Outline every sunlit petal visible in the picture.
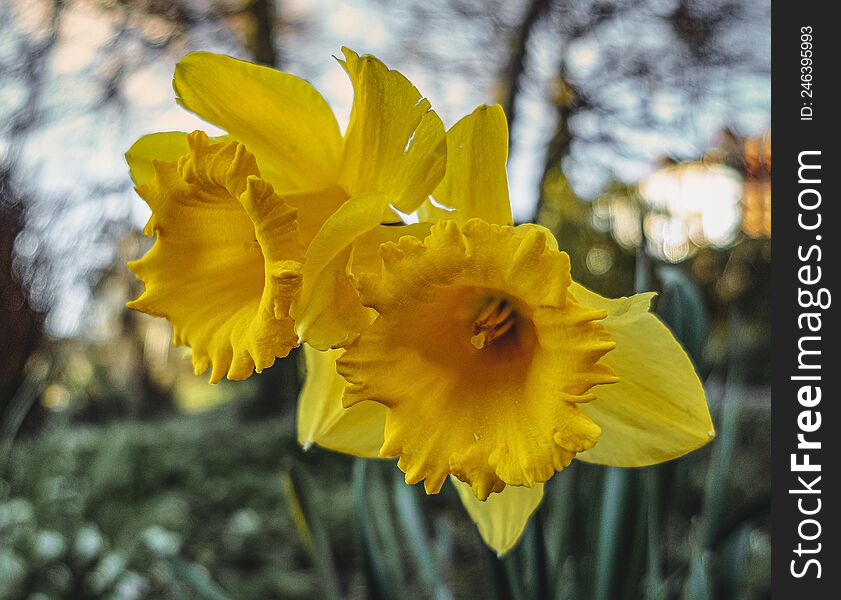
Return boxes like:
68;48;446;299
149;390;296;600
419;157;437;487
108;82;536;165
338;48;446;213
173;52;343;192
419;104;512;226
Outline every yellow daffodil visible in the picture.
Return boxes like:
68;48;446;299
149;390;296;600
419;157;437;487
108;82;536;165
298;104;714;555
122;44;714;558
126;49;446;381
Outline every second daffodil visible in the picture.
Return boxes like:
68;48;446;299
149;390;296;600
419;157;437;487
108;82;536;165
126;48;446;381
298;103;715;555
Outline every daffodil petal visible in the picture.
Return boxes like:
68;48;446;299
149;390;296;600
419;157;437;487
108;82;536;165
297;345;386;458
289;194;385;350
173;52;343;192
452;477;544;556
571;283;715;466
295;222;432;350
420;104;512;226
279;185;348;247
127;131;303;383
338;48;446;212
350;222;433;274
126;132;191;186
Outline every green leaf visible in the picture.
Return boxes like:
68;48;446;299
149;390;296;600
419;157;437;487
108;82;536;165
391;474;452;599
483;546;526;600
682;550;711;600
593;468;630;600
526;509;548;600
353;459;397;600
701;320;746;551
281;466;343;600
715;525;751;598
546;467;577;600
643;468;665;600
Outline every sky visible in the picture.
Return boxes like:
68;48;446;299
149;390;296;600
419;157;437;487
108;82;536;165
1;0;770;337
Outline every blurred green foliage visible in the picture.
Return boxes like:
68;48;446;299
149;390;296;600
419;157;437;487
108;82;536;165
1;413;352;599
1;399;770;599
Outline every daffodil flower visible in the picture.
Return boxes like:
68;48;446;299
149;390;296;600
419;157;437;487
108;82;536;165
123;46;714;558
298;104;715;555
126;49;446;381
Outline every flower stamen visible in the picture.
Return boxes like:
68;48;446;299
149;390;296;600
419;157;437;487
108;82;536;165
471;298;516;350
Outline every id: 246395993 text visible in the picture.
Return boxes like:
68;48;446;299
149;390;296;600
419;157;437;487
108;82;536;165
800;26;814;121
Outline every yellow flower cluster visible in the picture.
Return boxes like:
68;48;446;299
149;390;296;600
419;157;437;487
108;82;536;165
126;49;714;555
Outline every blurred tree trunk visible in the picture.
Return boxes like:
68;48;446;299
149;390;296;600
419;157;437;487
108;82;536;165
532;72;577;224
502;0;642;224
0;0;61;428
251;0;278;66
500;0;554;140
0;173;43;415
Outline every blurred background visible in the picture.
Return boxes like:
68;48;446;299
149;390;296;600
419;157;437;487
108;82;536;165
1;0;770;598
